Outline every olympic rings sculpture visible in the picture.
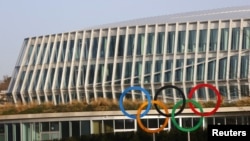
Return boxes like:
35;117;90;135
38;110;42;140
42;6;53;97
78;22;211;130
119;83;222;133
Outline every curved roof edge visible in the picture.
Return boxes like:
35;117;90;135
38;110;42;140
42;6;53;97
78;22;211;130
85;5;250;30
25;5;250;39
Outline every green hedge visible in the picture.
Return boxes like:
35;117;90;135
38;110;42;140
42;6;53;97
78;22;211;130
1;97;250;115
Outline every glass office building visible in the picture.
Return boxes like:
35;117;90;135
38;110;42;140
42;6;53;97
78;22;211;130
7;6;250;105
1;5;250;141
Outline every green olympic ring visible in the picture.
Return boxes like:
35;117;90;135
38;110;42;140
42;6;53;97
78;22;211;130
171;99;204;132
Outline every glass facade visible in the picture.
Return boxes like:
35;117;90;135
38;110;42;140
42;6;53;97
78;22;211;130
6;6;250;105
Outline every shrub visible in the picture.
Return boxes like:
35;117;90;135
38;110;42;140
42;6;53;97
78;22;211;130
0;97;250;115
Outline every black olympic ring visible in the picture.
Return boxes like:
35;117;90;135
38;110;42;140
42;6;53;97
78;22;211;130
153;85;186;117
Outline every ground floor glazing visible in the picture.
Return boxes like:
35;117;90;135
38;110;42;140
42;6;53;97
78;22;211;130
0;114;250;141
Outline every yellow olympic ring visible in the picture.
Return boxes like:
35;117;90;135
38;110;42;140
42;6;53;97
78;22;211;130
137;100;169;133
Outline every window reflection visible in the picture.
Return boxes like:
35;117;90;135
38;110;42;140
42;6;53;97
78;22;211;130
167;31;175;53
177;31;185;53
146;33;154;54
154;60;162;82
199;29;207;52
231;28;240;50
137;34;145;55
243;27;250;49
220;28;229;51
188;30;196;52
156;32;164;54
186;59;194;81
209;29;218;51
127;34;135;56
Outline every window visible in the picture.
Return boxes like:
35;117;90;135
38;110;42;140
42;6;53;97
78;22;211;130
165;60;173;82
219;86;227;98
46;43;53;64
72;121;80;137
104;120;114;133
199;29;207;52
241;85;250;97
115;120;124;129
231;28;240;50
230;85;239;100
229;56;238;79
175;59;183;81
134;61;142;83
33;70;40;90
53;42;59;63
68;40;74;61
177;31;185;53
47;69;55;89
148;119;158;128
42;122;59;131
109;36;116;57
75;39;82;61
124;62;132;84
91;38;98;59
93;120;102;134
197;58;205;80
81;121;90;135
115;63;123;84
25;70;33;91
97;64;104;83
197;87;206;100
125;119;135;129
156;32;165;54
33;44;41;64
218;58;227;79
188;30;196;52
118;35;125;56
127;35;135;56
167;31;175;53
220;28;229;51
39;44;47;64
144;61;152;83
56;68;62;88
25;45;34;65
240;55;249;78
242;27;250;49
209;29;218;51
154;60;162;82
84;38;90;59
0;124;4;133
146;33;154;54
186;59;194;81
106;64;113;83
100;37;107;58
207;59;216;80
88;65;95;84
137;34;145;55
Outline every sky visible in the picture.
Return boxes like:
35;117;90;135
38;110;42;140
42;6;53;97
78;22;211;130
0;0;250;81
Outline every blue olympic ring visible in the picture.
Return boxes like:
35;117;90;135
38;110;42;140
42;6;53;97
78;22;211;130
119;86;151;119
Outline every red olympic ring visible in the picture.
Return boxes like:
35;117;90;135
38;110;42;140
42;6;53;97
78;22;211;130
187;83;222;116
